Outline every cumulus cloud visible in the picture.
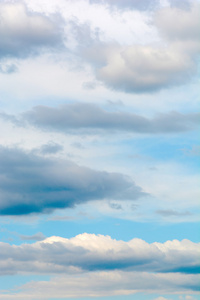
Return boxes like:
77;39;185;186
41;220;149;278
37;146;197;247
96;44;197;93
19;103;200;134
0;233;199;275
0;2;63;58
84;2;200;93
0;146;145;215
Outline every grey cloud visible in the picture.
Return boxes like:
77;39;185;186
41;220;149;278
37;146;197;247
82;81;98;90
109;202;122;210
82;2;200;93
156;210;193;217
0;146;145;216
0;62;18;74
89;0;159;11
155;2;200;42
21;103;200;134
95;44;198;93
168;0;192;10
183;145;200;157
0;2;63;59
20;232;46;241
0;234;199;275
39;142;64;155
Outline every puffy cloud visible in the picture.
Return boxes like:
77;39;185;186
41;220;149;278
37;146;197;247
19;103;200;134
0;146;145;215
0;2;63;58
0;233;199;275
0;234;199;298
84;2;200;93
96;44;197;93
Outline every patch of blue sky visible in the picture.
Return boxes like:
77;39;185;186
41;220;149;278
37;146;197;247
0;275;50;290
1;216;199;245
118;133;200;170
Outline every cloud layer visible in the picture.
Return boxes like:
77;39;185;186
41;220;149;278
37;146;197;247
0;233;199;275
2;103;200;134
0;146;145;215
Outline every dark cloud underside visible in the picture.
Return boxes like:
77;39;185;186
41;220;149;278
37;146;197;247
0;146;145;215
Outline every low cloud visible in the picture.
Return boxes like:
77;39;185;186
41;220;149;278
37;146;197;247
20;103;200;134
83;2;200;93
20;232;46;241
0;233;199;276
0;2;63;59
0;271;199;299
156;210;193;217
38;142;64;155
0;146;145;216
89;0;159;11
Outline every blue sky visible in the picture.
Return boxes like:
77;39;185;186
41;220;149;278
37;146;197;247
0;0;199;299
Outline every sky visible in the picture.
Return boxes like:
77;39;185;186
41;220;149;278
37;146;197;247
0;0;199;299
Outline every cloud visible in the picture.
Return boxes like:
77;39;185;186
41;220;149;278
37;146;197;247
0;146;145;215
0;271;199;299
0;233;199;275
183;145;200;157
0;2;63;59
20;103;200;134
155;2;200;42
96;44;197;93
0;62;18;74
89;0;159;11
156;210;193;217
83;2;200;93
20;232;46;241
38;142;64;155
109;202;122;210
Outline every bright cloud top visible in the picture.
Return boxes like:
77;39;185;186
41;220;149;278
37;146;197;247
0;233;199;275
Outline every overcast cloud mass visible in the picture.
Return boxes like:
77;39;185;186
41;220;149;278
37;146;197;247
0;0;199;299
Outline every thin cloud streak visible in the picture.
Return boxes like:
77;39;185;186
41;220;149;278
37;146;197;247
1;103;199;134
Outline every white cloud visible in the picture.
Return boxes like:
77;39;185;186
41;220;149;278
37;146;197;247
0;146;145;215
0;233;199;275
84;2;200;93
